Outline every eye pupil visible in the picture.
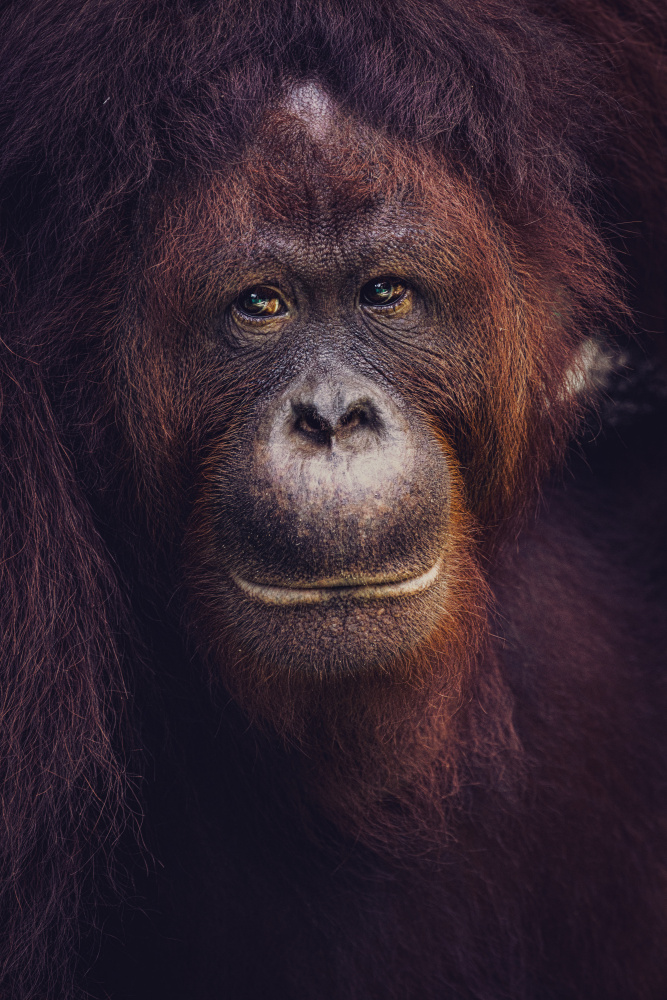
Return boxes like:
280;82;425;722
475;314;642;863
361;278;406;306
237;286;285;316
372;281;391;301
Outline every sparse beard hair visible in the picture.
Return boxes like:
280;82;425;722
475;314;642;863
196;552;524;855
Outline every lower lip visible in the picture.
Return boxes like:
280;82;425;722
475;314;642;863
230;558;443;606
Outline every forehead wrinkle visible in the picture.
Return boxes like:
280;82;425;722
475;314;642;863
153;144;471;301
237;216;426;287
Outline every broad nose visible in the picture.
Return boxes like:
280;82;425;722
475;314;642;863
287;378;385;451
257;367;416;541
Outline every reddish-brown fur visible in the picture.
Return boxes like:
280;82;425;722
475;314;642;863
0;2;665;998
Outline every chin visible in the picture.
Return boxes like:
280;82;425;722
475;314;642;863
215;558;450;674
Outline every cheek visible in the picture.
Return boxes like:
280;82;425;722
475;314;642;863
112;333;244;532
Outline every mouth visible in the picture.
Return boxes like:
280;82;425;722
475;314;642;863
231;558;443;606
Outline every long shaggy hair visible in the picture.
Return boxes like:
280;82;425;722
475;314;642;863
0;1;666;997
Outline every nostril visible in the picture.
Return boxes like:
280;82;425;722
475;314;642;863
337;400;380;437
291;403;333;446
339;405;369;432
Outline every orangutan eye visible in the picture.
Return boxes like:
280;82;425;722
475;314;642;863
360;278;407;307
235;286;287;318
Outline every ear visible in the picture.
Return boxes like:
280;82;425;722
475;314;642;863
561;337;615;400
0;345;133;998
